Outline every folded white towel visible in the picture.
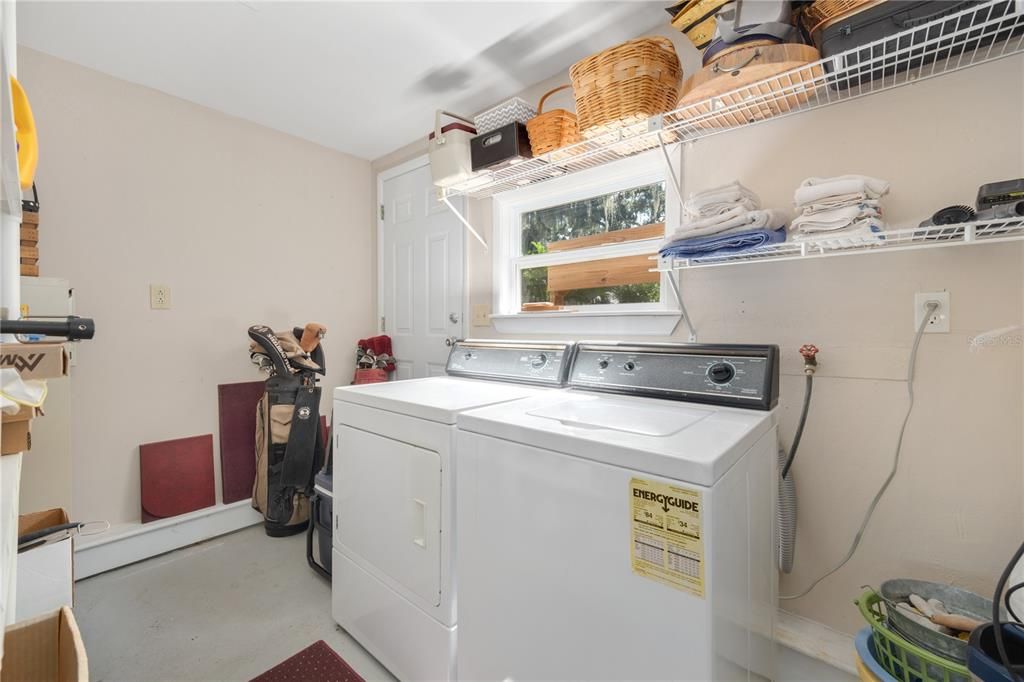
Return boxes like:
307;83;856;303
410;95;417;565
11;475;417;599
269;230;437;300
799;196;880;215
790;204;881;233
794;175;890;207
664;208;785;243
792;218;885;245
685;196;760;221
684;181;761;217
688;181;759;205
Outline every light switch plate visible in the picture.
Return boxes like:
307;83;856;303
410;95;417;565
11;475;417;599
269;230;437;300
472;304;491;327
150;284;171;310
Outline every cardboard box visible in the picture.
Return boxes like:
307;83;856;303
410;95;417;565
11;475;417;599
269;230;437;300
2;606;88;681
16;509;74;622
1;407;36;456
0;343;69;380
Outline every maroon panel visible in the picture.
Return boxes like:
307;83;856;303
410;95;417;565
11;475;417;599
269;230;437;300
217;381;266;504
140;434;215;523
250;640;364;682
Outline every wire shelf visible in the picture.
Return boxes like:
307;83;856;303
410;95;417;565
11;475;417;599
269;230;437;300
444;0;1024;200
653;219;1024;271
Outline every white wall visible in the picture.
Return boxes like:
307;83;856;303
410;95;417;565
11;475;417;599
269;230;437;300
18;47;375;528
374;43;1024;636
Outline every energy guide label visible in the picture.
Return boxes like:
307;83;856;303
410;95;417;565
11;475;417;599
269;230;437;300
629;477;704;597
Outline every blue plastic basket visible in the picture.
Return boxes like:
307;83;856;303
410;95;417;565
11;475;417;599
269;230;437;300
857;628;900;682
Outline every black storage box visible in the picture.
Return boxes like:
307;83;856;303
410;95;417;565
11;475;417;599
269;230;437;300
822;1;1024;90
471;121;533;172
307;469;332;578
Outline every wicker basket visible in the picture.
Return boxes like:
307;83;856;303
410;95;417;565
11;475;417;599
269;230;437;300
569;37;683;143
525;85;581;158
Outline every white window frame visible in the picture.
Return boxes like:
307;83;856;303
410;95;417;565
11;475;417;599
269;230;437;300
491;151;681;335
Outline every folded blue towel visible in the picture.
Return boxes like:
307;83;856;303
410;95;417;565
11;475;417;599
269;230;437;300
659;228;787;260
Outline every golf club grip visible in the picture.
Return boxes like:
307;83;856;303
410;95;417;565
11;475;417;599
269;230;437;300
0;317;95;340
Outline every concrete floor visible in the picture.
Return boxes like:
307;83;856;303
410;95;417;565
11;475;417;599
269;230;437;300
76;526;394;682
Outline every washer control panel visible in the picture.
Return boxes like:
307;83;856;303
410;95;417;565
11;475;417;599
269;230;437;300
446;340;574;386
569;343;779;410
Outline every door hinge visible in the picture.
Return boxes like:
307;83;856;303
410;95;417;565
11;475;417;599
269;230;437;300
379;204;385;220
380;316;386;332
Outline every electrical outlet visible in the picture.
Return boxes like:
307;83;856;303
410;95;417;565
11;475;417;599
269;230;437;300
472;303;491;327
150;284;171;310
914;291;950;333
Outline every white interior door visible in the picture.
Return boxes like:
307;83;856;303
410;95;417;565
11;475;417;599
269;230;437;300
380;160;464;379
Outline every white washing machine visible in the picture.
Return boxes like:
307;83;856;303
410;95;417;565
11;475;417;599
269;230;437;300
331;340;575;682
455;342;780;681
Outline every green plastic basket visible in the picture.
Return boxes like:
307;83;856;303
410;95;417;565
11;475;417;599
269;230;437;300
856;589;971;682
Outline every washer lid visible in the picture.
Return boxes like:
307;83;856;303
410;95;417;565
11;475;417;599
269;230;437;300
458;390;774;486
334;376;551;425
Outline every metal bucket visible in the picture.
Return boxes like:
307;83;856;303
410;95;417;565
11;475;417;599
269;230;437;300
880;579;994;664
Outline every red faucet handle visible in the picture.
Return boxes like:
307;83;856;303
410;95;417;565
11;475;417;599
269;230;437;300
799;344;819;364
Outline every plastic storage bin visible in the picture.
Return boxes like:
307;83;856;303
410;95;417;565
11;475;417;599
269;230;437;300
967;623;1024;681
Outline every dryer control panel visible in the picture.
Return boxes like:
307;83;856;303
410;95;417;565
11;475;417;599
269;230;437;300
569;342;779;410
446;340;575;386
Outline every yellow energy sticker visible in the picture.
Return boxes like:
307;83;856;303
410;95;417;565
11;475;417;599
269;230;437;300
630;477;704;597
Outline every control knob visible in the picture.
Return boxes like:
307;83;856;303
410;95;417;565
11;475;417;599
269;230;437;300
707;362;735;385
623;361;636;371
530;353;548;369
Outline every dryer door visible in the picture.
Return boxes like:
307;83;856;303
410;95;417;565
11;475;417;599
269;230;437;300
336;425;442;606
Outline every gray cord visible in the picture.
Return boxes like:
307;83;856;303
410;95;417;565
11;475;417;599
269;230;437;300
781;374;813;479
780;302;938;601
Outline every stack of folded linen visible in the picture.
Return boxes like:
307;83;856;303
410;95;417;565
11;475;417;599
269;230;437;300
790;175;890;245
659;181;787;259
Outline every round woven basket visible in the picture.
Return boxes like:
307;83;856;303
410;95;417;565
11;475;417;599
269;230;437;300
569;36;683;140
525;85;581;156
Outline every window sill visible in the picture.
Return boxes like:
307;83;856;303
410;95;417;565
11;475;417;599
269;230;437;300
490;310;682;336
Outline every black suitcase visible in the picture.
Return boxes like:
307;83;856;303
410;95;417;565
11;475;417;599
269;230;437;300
821;1;1023;90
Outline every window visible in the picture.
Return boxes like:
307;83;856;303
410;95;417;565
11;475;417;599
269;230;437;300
492;153;678;331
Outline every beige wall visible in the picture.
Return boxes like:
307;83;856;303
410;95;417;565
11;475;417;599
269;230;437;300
374;44;1024;634
19;48;374;528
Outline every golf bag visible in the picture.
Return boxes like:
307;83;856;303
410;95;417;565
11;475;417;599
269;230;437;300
248;323;327;537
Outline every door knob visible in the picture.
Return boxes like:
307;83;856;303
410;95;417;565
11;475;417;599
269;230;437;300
445;336;457;347
449;312;460;324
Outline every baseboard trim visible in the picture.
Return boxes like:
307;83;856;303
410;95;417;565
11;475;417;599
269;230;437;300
74;501;263;579
776;608;858;677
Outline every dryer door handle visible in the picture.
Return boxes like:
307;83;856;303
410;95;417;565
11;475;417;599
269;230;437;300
413;498;426;548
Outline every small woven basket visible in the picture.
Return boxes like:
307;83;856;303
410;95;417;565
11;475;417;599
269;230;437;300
525;85;581;157
569;37;683;142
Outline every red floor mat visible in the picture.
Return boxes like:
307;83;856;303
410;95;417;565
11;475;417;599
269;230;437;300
140;434;215;523
217;381;266;503
250;640;364;682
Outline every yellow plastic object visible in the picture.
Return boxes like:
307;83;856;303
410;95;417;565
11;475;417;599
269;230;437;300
11;76;38;190
857;655;883;681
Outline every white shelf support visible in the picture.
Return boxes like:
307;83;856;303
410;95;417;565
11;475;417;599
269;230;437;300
657;129;685;220
441;193;488;250
666;272;697;343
